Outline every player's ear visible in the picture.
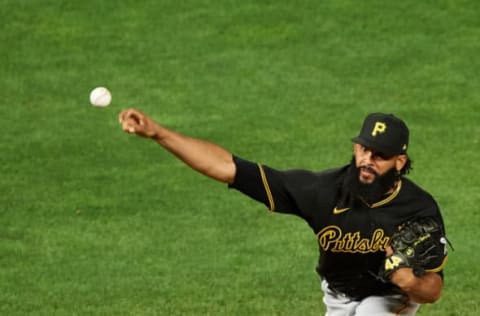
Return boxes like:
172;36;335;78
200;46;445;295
395;155;407;172
353;143;360;154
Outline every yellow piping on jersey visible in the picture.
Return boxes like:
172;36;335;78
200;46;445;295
425;256;448;273
258;163;275;211
370;180;402;208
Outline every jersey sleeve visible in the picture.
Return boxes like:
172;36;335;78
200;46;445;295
400;188;450;276
228;156;272;209
423;215;450;275
229;155;332;217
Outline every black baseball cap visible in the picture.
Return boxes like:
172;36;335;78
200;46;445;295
351;113;409;155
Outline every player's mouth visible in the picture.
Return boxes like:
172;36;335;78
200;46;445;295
359;166;377;175
358;166;377;182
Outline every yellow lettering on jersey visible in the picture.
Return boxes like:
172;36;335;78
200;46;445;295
343;232;358;250
317;226;390;254
317;226;341;251
370;229;388;252
372;122;387;136
356;239;370;252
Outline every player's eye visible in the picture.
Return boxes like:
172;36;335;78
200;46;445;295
358;145;394;160
372;152;394;160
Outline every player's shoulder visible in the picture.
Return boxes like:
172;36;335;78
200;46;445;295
266;164;348;195
399;177;439;209
401;177;435;198
282;164;348;183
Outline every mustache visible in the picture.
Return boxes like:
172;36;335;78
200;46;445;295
358;165;378;176
343;157;400;206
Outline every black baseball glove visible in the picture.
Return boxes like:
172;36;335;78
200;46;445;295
379;217;448;282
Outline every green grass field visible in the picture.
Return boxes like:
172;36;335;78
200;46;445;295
2;1;479;315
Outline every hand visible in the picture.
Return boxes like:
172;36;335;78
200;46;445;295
118;108;159;138
383;245;416;284
379;218;445;283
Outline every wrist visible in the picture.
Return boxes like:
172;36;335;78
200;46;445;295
150;125;166;141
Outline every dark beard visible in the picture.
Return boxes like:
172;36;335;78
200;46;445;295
344;157;399;206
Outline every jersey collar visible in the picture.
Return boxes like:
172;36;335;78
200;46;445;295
363;179;402;208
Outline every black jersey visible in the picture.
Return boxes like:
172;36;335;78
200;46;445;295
230;156;448;300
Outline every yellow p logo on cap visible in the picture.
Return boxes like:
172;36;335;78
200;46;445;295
372;122;387;136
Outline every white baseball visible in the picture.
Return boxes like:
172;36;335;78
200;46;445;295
89;87;112;107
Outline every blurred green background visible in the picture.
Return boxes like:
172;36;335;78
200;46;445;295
1;1;479;315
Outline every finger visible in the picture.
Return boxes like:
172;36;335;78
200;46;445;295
128;110;144;125
133;110;148;126
122;118;137;133
119;109;133;123
121;120;130;132
385;246;394;256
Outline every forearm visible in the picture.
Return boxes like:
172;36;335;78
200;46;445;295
151;124;236;184
390;269;443;304
119;108;237;184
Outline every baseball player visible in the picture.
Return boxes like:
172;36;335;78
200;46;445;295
119;110;449;316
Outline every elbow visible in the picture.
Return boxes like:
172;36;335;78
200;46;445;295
422;274;444;304
427;287;442;303
392;270;444;304
411;286;442;304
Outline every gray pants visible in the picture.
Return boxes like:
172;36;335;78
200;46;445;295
321;280;420;316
